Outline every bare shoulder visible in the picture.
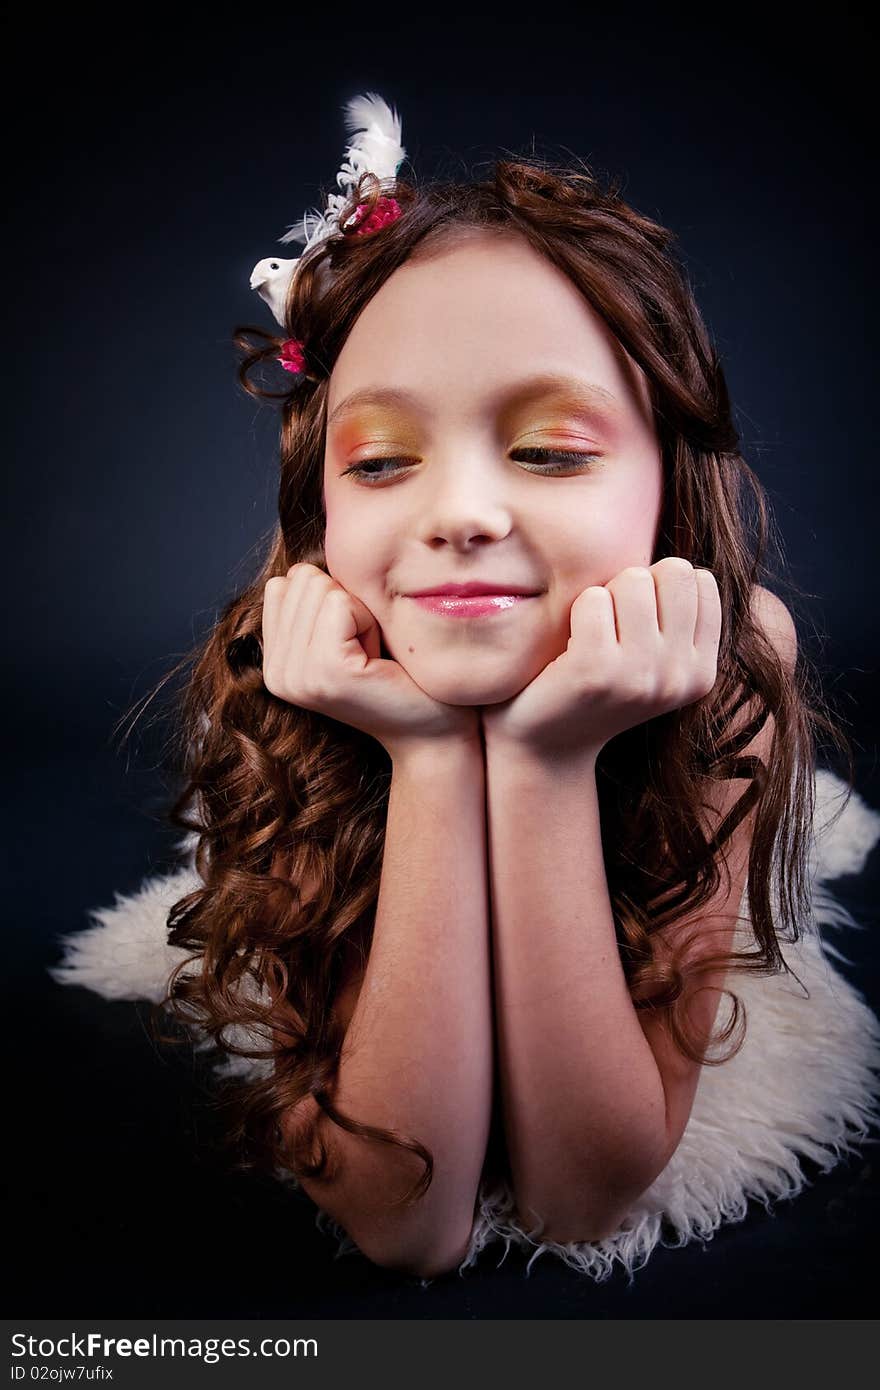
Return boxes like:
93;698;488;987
749;584;798;674
713;584;798;761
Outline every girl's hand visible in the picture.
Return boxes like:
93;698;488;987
261;563;481;759
480;558;722;762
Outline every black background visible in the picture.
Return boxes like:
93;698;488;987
5;3;878;1317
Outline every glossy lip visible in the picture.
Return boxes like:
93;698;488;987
408;593;537;618
405;581;541;597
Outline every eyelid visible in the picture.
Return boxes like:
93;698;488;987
339;446;603;483
334;404;607;439
520;429;603;445
338;426;603;462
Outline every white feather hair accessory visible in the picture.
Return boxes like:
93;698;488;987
249;91;407;329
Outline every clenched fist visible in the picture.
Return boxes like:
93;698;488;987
480;557;722;762
261;563;480;760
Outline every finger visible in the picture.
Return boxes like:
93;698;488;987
263;568;316;651
569;585;617;655
693;568;723;653
264;565;312;649
344;590;383;662
652;558;699;645
306;573;337;653
314;587;380;665
607;566;658;645
261;576;285;653
282;566;332;654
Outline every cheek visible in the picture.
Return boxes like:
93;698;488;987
556;480;662;584
604;495;660;563
323;502;389;594
321;502;355;582
322;486;360;557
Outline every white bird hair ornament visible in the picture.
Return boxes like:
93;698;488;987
249;91;408;330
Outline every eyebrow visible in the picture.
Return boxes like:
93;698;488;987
326;372;619;428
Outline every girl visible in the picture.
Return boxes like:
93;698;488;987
51;94;880;1286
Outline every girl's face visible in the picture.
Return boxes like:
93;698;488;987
322;230;664;707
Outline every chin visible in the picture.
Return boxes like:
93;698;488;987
398;659;536;708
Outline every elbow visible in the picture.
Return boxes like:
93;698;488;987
359;1221;473;1280
513;1160;658;1247
562;1206;636;1244
519;1201;638;1247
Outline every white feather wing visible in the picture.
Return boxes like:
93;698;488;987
279;90;406;249
339;91;405;183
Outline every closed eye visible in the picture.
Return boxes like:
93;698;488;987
513;447;602;470
340;448;602;483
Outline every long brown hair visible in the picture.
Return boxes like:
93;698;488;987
125;156;853;1206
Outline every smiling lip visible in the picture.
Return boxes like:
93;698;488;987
406;582;541;597
403;581;542;618
408;593;538;618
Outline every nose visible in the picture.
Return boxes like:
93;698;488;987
415;454;514;549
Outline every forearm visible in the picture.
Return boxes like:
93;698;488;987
485;742;666;1243
312;738;492;1275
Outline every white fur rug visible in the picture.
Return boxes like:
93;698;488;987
49;766;880;1284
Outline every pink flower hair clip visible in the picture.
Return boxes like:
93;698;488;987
276;338;307;374
346;194;402;236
